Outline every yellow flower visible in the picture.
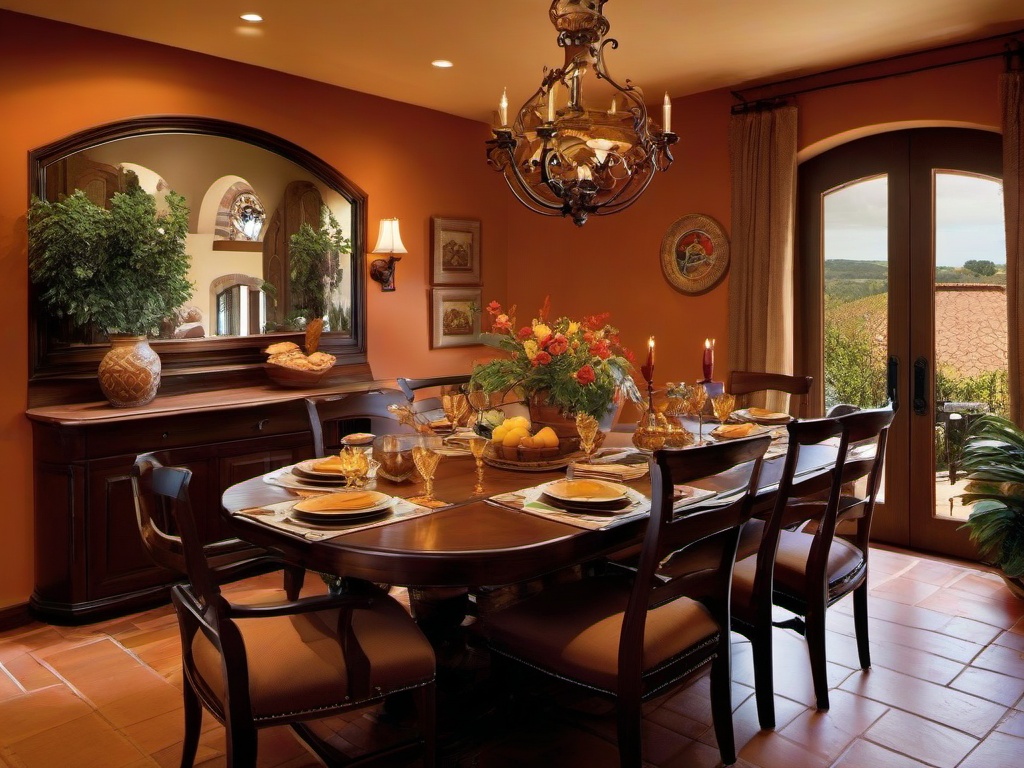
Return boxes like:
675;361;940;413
523;339;539;360
533;323;552;340
567;321;580;335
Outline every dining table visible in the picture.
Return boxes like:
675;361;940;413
220;428;837;592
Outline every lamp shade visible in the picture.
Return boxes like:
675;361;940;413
371;218;408;254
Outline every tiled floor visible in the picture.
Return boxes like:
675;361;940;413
1;546;1023;767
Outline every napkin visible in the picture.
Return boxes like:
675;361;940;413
569;462;648;481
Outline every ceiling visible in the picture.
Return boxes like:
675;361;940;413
4;0;1024;122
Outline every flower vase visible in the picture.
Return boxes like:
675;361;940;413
98;334;161;407
527;391;579;438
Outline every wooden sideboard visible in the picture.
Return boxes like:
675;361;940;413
26;381;395;623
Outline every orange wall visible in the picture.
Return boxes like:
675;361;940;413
0;11;508;611
0;9;1008;611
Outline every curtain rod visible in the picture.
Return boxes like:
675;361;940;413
731;30;1024;113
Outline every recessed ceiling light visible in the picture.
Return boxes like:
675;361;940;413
431;59;454;69
240;13;263;23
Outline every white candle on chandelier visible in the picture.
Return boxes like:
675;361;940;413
499;88;508;127
663;92;672;133
609;97;617;115
576;165;593;181
547;82;557;123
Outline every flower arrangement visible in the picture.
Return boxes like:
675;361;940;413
470;297;641;419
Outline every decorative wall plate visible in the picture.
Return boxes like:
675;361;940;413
660;214;730;295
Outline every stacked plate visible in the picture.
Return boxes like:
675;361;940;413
710;423;771;440
290;458;353;486
539;479;633;514
732;407;793;425
290;490;395;526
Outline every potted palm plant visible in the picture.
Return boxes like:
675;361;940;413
959;413;1024;599
288;205;351;330
28;174;193;407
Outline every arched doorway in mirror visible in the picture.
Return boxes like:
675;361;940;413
211;274;265;337
798;127;1005;559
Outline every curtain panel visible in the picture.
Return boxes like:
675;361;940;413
1002;70;1024;426
727;106;799;412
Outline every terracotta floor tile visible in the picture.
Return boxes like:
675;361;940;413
957;731;1024;768
0;686;93;744
863;708;978;768
776;689;888;762
951;665;1024;706
996;708;1024;737
663;738;733;768
828;611;983;664
736;730;832;768
916;588;1024;630
7;712;146;768
98;679;185;728
899;559;965;587
838;665;1006;738
970;642;1024;680
697;688;808;754
939;615;1004;646
2;653;61;692
994;629;1024;652
825;625;966;685
870;576;943;605
0;626;64;663
831;738;936;768
120;708;187;754
0;668;23;701
947;571;1010;599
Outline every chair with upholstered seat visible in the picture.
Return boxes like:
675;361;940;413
304;388;414;457
134;458;437;768
482;435;772;767
731;406;893;728
728;370;813;416
132;452;307;600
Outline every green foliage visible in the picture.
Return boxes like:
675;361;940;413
328;303;351;334
825;278;888;302
823;259;888;280
959;415;1024;578
823;296;887;410
935;366;1009;417
289;206;351;321
963;259;997;276
29;181;193;336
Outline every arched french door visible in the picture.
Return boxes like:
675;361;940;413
798;128;1005;559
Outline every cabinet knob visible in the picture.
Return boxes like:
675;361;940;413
161;432;169;439
256;419;270;432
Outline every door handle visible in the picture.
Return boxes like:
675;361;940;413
887;356;899;411
913;356;928;415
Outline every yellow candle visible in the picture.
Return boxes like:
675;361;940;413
663;92;672;133
499;88;508;127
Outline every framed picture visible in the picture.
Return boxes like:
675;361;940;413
431;287;483;348
660;213;730;295
431;217;481;285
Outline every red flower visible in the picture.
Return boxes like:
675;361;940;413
517;326;533;340
547;334;569;355
532;351;552;366
492;314;512;332
582;312;610;331
575;365;596;386
486;300;502;316
590;339;612;360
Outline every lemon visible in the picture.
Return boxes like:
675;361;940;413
534;426;559;448
502;427;531;447
491;423;510;442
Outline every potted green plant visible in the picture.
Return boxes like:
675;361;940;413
288;205;351;329
959;413;1024;599
28;175;193;407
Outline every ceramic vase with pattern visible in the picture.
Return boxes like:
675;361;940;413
98;335;161;407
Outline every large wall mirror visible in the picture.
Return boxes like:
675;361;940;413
29;117;368;401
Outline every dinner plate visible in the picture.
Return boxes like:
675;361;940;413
541;478;630;503
293;458;358;480
289;470;349;486
538;493;633;514
709;423;772;440
341;432;376;446
732;408;792;425
289;506;392;527
293;490;394;516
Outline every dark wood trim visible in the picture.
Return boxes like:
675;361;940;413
28;116;369;404
0;602;32;631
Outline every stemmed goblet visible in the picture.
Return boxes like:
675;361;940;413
684;384;709;444
412;444;442;503
712;393;736;424
468;436;488;495
440;386;469;432
575;412;600;464
467;386;490;432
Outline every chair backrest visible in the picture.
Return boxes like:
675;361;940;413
396;374;471;401
728;371;813;415
834;405;895;535
132;452;189;575
621;436;771;684
305;389;413;457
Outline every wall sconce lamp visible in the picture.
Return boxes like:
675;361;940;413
369;217;407;292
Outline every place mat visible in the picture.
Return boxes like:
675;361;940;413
489;483;717;531
234;497;434;540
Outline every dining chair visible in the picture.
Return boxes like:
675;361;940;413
304;388;414;457
482;435;772;767
131;452;306;600
138;459;437;768
727;370;813;416
396;374;471;401
731;406;894;728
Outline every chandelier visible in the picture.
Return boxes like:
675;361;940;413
486;0;677;226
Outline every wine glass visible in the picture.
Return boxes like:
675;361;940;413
440;386;470;431
412;444;442;502
684;385;709;444
575;412;600;463
468;436;488;495
467;386;491;432
712;393;736;423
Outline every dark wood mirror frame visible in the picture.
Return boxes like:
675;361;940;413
28;116;369;406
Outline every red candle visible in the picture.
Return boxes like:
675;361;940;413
641;336;655;383
702;338;714;382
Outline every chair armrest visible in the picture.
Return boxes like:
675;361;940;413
227;592;374;619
